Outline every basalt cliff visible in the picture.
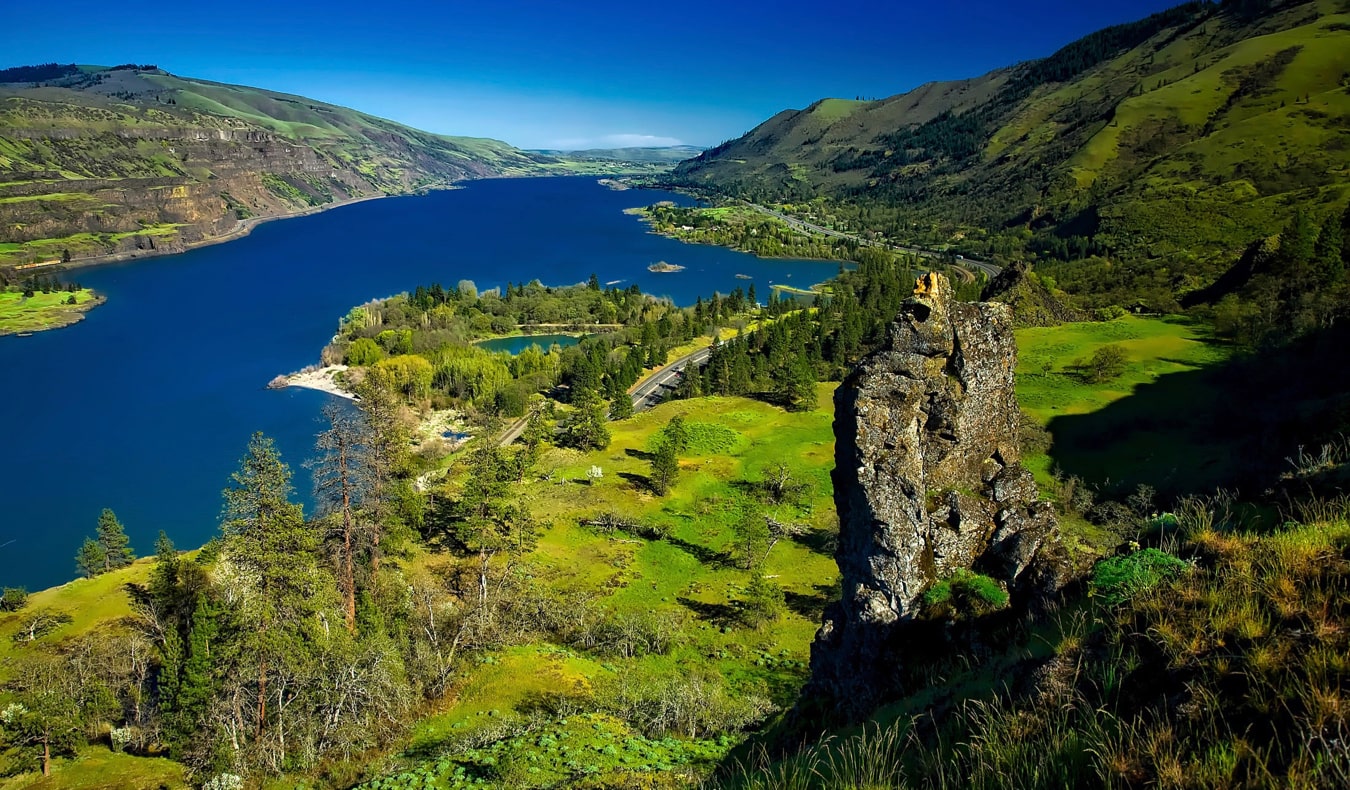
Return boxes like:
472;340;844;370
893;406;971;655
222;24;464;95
811;272;1069;712
0;64;556;270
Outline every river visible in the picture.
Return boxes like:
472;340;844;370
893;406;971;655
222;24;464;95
0;176;837;590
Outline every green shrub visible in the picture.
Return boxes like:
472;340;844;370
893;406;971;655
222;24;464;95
0;587;27;611
922;569;1009;618
1089;547;1189;606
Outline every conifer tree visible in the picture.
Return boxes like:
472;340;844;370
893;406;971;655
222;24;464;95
96;508;135;571
75;538;105;579
650;438;679;496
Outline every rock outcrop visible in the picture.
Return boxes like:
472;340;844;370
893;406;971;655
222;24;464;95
810;272;1068;712
980;261;1088;327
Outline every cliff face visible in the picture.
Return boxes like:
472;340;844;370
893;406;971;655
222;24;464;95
811;272;1067;711
0;67;556;268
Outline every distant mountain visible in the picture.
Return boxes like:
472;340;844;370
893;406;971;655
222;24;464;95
671;0;1350;299
530;145;704;164
0;65;557;266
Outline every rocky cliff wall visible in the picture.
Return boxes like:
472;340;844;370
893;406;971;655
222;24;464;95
810;272;1069;713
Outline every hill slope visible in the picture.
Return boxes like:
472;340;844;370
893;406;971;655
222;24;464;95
671;0;1350;298
0;64;556;267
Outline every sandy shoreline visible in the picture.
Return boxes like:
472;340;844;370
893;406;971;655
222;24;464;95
270;365;355;400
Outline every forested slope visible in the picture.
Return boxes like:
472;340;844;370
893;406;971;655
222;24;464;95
671;0;1350;304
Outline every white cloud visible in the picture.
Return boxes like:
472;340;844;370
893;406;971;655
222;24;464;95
546;133;684;150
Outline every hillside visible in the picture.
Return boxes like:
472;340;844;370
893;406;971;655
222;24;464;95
0;64;557;267
529;145;705;164
670;0;1350;302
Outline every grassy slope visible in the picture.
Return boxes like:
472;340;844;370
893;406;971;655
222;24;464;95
0;288;101;334
672;1;1350;283
1;315;1253;786
362;388;841;787
1014;315;1235;494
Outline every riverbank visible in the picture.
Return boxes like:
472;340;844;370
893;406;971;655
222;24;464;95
0;288;105;337
57;191;412;273
268;364;356;400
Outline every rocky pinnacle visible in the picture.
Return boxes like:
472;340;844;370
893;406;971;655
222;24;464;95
810;272;1067;712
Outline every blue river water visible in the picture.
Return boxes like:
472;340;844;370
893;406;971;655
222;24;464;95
0;176;838;589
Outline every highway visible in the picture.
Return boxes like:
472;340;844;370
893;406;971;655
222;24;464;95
497;346;713;446
741;202;1002;280
630;347;711;412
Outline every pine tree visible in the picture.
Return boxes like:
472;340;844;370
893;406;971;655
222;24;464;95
96;508;134;571
149;531;180;613
170;594;220;748
220;432;318;746
650;438;679;496
310;403;373;634
75;538;105;578
607;379;633;420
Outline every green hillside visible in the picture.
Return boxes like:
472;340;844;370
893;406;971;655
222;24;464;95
0;64;557;267
671;0;1350;304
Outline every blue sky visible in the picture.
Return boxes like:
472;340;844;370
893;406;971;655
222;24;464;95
2;0;1183;149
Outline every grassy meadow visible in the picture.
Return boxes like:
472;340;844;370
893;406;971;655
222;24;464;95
1015;315;1235;497
0;312;1262;787
0;288;102;335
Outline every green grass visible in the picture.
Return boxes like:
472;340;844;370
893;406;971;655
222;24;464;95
1;747;188;790
0;558;154;682
0;289;102;335
810;99;865;122
363;387;840;787
1015;315;1235;495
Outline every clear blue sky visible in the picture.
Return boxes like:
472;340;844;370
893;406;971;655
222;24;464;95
2;0;1184;149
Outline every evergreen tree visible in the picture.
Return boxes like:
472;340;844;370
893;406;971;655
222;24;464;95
607;379;633;420
219;432;320;747
148;531;180;612
168;594;220;750
96;508;134;571
75;538;105;578
310;403;374;634
650;438;679;496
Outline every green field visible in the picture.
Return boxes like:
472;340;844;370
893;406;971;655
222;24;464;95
360;387;841;787
1015;315;1236;497
0;288;102;335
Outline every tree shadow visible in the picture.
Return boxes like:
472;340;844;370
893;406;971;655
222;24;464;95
676;596;742;628
625;448;656;462
665;535;737;569
789;528;836;557
617;471;659;494
1045;324;1350;499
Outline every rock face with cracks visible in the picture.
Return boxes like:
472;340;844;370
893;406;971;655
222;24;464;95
810;272;1067;712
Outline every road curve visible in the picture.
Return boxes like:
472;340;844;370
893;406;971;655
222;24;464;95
630;347;711;412
496;346;713;447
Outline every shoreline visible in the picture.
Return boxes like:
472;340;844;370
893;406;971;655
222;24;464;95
0;291;107;338
268;364;356;400
58;191;410;273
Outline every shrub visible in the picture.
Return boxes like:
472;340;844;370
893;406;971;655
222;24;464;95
0;587;28;611
1089;548;1189;606
922;569;1009;618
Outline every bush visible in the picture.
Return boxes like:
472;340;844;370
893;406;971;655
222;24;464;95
922;569;1009;618
0;587;28;611
1090;547;1189;606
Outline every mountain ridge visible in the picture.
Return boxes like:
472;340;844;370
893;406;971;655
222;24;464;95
0;64;558;268
669;0;1350;306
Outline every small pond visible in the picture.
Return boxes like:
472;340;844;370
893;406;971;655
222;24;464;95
475;333;583;355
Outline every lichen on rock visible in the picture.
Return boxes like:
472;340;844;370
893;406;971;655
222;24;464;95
810;272;1069;712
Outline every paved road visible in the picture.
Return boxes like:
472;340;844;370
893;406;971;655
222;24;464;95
742;202;1002;279
630;347;712;412
497;346;713;446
